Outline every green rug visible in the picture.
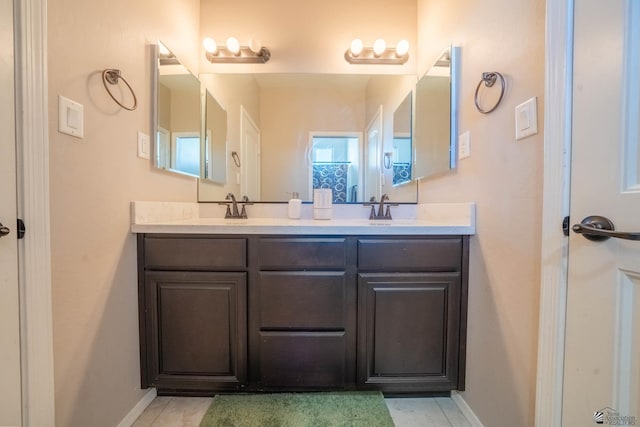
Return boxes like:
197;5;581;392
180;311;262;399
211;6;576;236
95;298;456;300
199;391;395;427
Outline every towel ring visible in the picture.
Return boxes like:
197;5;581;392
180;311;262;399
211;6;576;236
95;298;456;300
102;69;137;111
474;72;505;114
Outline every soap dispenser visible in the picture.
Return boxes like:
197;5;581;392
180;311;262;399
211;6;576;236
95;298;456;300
288;192;302;219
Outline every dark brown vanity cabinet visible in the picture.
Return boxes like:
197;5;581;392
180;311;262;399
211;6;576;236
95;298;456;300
138;236;248;393
137;233;468;395
356;238;468;392
251;238;357;389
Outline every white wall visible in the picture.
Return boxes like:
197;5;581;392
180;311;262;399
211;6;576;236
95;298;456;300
417;0;545;426
47;0;200;425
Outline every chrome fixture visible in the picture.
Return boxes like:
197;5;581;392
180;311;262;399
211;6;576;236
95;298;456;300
364;193;397;220
203;37;271;64
219;193;252;219
345;38;409;65
101;69;137;111
474;71;506;114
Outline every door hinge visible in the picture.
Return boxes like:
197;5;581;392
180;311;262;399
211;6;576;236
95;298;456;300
562;216;570;237
17;219;25;239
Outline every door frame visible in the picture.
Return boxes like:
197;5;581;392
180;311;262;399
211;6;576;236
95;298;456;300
536;0;573;425
14;0;56;425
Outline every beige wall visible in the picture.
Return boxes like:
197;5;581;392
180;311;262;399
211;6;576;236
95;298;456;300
47;0;200;425
417;0;544;426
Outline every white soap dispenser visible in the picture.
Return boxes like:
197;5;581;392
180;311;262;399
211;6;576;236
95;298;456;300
288;192;302;219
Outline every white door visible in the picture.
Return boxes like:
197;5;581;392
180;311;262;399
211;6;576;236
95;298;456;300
240;106;261;200
563;0;640;424
0;0;23;424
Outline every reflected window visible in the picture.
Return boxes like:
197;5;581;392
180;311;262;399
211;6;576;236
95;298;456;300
310;134;361;203
173;132;200;176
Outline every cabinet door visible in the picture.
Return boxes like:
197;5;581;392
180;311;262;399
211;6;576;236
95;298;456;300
144;271;247;391
358;273;461;392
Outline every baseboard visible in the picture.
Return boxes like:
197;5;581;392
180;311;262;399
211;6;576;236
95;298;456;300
116;388;157;427
451;391;485;427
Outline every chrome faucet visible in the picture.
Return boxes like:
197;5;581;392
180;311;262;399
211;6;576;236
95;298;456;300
364;193;397;220
226;193;240;217
218;193;250;219
377;193;389;218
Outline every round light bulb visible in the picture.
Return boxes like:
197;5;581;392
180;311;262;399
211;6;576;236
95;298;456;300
373;39;386;57
249;38;262;54
396;39;409;57
226;37;241;55
349;38;363;56
203;38;217;54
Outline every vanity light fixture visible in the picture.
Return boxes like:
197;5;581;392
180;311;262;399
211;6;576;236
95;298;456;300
203;37;271;63
345;38;409;65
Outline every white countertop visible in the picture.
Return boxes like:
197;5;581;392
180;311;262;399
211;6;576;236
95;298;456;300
130;202;476;236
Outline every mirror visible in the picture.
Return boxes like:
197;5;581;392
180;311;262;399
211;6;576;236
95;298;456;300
198;73;418;203
392;92;412;186
413;46;459;179
153;41;202;177
202;89;227;183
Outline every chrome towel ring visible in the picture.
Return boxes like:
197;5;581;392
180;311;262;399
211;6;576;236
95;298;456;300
474;71;505;114
102;69;137;111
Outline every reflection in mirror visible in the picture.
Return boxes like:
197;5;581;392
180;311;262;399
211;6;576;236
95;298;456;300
310;133;362;203
202;90;227;183
154;41;202;177
392;92;412;186
413;46;459;180
198;74;418;203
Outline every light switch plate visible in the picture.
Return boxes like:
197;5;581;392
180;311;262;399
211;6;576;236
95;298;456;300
137;131;150;159
458;131;471;159
58;95;84;138
515;97;538;140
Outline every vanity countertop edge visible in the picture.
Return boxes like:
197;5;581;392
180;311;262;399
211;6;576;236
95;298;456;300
130;201;476;236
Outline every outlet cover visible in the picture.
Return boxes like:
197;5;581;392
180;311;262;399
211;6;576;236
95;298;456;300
458;131;471;159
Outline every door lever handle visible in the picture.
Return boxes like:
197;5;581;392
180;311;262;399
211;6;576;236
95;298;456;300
0;222;10;238
572;215;640;241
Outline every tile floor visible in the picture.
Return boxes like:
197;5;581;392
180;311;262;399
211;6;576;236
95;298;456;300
132;395;472;427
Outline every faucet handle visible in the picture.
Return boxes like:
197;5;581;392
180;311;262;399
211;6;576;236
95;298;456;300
240;195;254;205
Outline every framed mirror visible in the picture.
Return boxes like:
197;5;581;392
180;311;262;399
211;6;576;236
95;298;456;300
198;73;417;203
153;41;202;177
413;46;460;180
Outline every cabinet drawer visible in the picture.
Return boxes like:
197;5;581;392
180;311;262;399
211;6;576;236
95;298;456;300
358;238;461;271
259;331;346;387
257;238;346;269
144;237;246;270
259;272;346;329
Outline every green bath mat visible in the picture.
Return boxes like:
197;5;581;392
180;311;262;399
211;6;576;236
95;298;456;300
199;391;395;427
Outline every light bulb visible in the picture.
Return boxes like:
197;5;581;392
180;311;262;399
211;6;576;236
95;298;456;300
226;37;241;55
396;39;409;57
249;38;262;54
349;39;363;56
373;39;386;57
203;38;217;54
